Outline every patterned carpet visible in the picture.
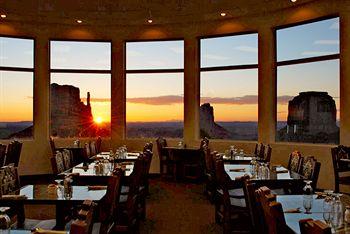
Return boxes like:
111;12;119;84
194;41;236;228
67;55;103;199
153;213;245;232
140;178;222;234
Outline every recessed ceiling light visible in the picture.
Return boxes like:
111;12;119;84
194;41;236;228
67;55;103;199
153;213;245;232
147;19;153;24
0;14;6;19
220;12;227;17
76;19;82;24
291;0;297;2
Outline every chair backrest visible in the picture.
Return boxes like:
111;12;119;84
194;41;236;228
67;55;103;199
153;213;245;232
49;137;56;155
258;143;265;159
143;142;153;152
51;151;65;174
263;145;272;162
5;140;22;167
243;180;268;234
156;137;167;159
98;168;123;233
299;156;321;189
62;149;73;170
90;141;97;157
203;145;213;174
0;144;7;167
299;219;331;234
70;200;96;234
254;143;259;155
255;186;287;234
84;143;91;159
0;165;20;196
288;151;303;173
331;145;350;192
143;149;153;175
96;136;102;154
200;137;209;149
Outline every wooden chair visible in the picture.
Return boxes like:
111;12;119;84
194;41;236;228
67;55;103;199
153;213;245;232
299;156;321;190
115;158;143;233
95;136;102;154
203;146;215;202
287;151;303;173
138;150;153;219
243;180;268;234
214;156;250;234
84;143;91;159
0;144;6;167
263;144;272;162
97;168;123;234
200;137;209;149
90;141;97;157
256;143;265;159
143;142;153;152
49;137;57;156
255;186;288;234
70;200;96;234
62;149;73;170
4;140;22;167
299;219;331;234
331;145;350;193
156;137;171;178
51;151;65;174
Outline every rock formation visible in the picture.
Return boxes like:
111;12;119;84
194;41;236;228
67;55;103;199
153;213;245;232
50;83;94;137
200;103;231;139
278;91;339;143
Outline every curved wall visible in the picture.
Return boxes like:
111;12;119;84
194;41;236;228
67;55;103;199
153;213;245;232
0;0;349;190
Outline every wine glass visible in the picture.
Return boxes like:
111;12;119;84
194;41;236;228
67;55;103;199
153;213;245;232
303;180;313;214
0;207;11;233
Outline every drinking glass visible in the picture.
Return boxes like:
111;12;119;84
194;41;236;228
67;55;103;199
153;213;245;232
303;181;313;214
323;195;333;226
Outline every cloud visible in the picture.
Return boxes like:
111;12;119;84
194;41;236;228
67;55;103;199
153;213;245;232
125;95;293;105
330;21;339;30
301;51;336;56
169;46;183;54
314;40;339;45
234;46;258;53
203;54;230;61
52;44;71;53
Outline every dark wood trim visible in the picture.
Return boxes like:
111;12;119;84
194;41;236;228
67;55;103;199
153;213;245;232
50;69;112;74
198;30;258;40
126;68;184;74
0;66;34;72
275;15;339;30
49;38;112;43
0;34;35;41
277;54;340;67
200;64;258;72
125;38;184;43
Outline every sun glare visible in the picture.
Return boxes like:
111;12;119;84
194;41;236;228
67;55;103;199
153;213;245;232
94;116;103;124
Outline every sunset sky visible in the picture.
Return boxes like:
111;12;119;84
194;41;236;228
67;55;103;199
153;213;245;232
0;17;339;123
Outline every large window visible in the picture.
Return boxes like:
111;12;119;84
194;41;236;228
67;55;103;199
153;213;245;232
0;37;34;139
126;40;184;138
276;17;340;144
50;41;111;138
200;33;258;140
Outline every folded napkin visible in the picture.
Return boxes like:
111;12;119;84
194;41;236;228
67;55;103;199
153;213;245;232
88;185;107;190
100;152;110;155
32;228;67;234
315;192;327;199
0;194;27;200
229;168;246;172
284;208;301;213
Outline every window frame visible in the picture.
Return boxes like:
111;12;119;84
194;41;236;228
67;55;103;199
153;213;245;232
125;38;185;139
274;15;340;144
0;35;35;140
198;31;259;141
49;39;112;138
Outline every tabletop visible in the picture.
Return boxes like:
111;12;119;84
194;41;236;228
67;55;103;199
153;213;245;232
277;194;350;234
224;164;302;181
92;152;140;162
18;184;107;203
62;162;134;177
163;146;200;151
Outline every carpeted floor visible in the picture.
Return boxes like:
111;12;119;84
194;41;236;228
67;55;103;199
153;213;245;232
140;178;222;234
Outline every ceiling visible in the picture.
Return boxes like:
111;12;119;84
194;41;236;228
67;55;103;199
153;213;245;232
0;0;317;26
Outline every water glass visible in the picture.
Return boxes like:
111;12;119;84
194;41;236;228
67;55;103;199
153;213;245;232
0;207;11;234
323;196;332;225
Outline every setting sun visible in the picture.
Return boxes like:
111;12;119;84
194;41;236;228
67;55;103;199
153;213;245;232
94;116;103;124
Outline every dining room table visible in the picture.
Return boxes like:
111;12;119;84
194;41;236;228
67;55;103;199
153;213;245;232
222;154;254;164
277;194;350;233
0;184;107;230
58;161;134;185
90;151;140;163
224;164;305;192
